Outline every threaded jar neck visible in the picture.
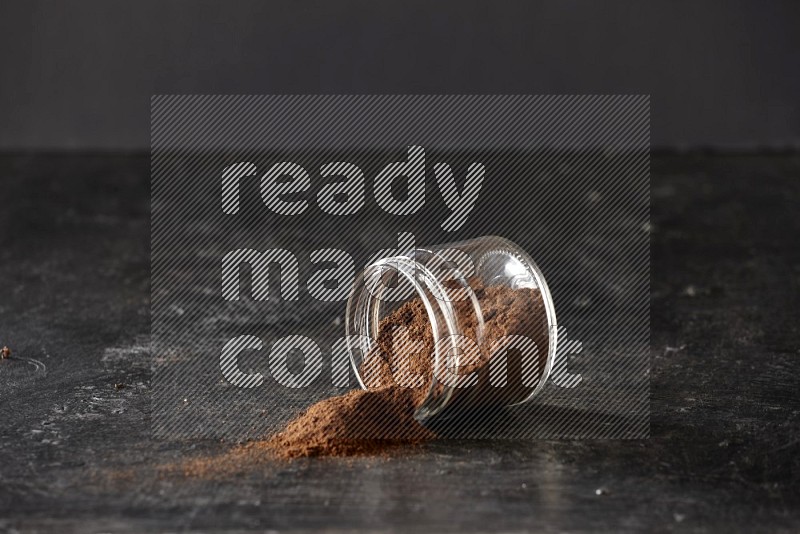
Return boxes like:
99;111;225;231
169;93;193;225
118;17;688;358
346;254;469;419
346;236;559;420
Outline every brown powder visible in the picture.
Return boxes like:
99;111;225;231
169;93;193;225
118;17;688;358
263;281;548;459
156;283;548;476
265;386;435;459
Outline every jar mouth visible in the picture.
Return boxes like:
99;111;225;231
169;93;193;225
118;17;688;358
346;237;559;420
345;255;466;420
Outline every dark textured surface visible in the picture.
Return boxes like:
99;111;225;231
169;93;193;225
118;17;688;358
0;153;799;532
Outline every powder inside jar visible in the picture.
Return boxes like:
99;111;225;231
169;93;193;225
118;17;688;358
266;281;548;459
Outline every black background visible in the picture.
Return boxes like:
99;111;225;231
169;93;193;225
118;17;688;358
1;0;799;150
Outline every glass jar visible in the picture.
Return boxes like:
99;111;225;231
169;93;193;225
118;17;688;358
346;235;558;420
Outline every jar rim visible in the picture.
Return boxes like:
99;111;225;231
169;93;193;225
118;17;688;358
345;236;559;419
345;254;463;419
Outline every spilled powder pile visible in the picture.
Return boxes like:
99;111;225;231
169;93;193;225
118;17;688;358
265;281;547;459
265;386;435;458
158;282;548;477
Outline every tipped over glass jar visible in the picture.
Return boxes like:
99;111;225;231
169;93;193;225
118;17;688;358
346;236;558;420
